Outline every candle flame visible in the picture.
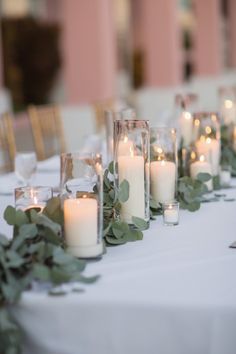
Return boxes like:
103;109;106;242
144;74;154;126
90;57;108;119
225;99;233;109
194;119;200;126
191;151;196;160
200;155;205;162
184;111;192;120
168;205;173;210
206;137;211;144
161;160;166;166
82;194;87;199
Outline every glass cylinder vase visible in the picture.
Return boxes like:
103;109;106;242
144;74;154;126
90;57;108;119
114;120;150;226
150;127;177;205
193;112;221;177
105;108;137;165
175;93;198;148
219;86;236;125
60;152;103;259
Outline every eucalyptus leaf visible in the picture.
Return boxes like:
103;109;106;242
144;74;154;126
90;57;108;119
131;216;148;230
4;206;17;226
118;179;129;203
108;161;114;174
111;221;129;238
196;172;212;182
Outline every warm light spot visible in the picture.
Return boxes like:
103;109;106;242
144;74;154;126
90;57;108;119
211;114;217;122
171;129;175;135
168;205;173;210
206;137;211;144
225;99;233;109
234;126;236;138
161;160;166;166
200;135;205;142
184;111;192;120
199;155;205;162
30;188;38;204
191;151;196;160
194;119;200;126
205;126;212;134
157;147;163;154
130;146;134;157
124;135;128;143
82;194;87;199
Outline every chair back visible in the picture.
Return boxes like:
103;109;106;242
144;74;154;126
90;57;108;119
93;98;114;133
28;105;66;160
0;112;16;173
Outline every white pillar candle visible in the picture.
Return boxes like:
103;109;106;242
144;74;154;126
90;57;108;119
190;155;213;191
118;155;145;223
195;137;220;176
221;100;236;124
180;111;193;146
150;160;176;204
118;136;134;156
64;197;102;258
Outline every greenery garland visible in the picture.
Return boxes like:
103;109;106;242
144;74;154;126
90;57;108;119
221;124;236;176
0;160;221;353
0;208;99;354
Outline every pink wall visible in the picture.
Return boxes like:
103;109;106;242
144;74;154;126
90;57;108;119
61;0;116;104
139;0;182;87
44;0;62;22
0;23;3;88
193;0;222;76
228;0;236;68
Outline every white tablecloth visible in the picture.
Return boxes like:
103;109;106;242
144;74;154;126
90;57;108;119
1;166;236;354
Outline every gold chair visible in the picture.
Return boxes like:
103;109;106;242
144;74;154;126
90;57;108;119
0;112;16;173
28;105;66;161
93;98;115;133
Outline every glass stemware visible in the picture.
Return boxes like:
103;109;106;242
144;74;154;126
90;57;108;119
14;151;37;186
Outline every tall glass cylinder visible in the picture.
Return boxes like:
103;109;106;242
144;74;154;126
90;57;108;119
105;108;136;165
193;112;221;177
150;127;177;205
61;152;103;259
114;120;150;226
175;93;198;147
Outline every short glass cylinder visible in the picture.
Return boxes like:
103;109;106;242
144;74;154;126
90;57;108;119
175;94;198;148
193;112;221;177
162;201;179;226
60;152;103;259
15;186;53;211
150;127;177;205
114;120;150;226
219;165;232;188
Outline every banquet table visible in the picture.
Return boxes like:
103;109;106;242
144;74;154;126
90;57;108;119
0;157;236;354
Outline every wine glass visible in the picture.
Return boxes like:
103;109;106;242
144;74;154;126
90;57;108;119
14;151;37;186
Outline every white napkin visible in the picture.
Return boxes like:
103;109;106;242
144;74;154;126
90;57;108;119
37;156;60;172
